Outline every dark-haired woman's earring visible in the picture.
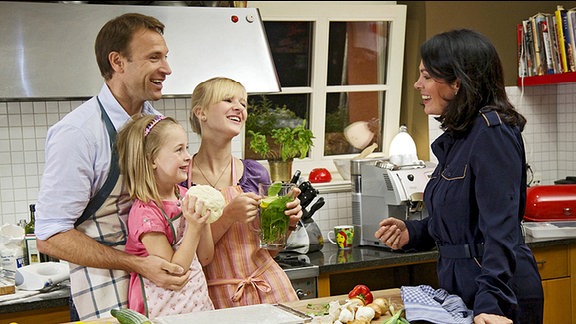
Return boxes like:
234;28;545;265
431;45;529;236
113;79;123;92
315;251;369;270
454;90;458;96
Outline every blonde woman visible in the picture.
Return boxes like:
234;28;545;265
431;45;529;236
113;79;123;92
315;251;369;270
187;77;302;308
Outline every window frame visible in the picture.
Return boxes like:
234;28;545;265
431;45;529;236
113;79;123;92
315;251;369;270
245;2;407;180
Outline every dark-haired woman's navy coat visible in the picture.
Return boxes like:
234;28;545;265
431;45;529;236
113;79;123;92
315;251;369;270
403;109;543;323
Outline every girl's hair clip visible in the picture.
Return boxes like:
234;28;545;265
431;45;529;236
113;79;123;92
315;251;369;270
144;115;166;136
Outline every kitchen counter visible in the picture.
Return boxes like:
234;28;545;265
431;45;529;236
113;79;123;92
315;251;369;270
0;282;70;314
307;243;438;273
66;288;404;323
310;235;576;271
3;236;575;321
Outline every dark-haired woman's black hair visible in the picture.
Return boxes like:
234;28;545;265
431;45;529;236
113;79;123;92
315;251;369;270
420;29;526;136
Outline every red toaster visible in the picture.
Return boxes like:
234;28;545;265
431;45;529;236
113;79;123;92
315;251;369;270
524;185;576;221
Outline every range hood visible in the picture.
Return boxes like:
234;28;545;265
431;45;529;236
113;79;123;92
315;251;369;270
0;1;280;100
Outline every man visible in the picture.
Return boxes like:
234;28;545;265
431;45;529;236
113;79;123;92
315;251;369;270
35;13;189;321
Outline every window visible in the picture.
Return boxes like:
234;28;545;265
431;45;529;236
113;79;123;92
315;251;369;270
245;2;407;178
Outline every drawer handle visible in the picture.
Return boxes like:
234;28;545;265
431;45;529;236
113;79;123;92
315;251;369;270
536;260;546;267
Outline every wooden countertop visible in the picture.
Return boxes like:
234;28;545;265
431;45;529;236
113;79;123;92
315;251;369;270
72;288;403;324
282;288;403;322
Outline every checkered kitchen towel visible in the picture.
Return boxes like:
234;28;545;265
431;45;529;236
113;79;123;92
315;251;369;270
400;285;474;324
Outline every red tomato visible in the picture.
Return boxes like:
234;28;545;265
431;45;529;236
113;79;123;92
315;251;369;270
348;284;373;305
309;168;332;183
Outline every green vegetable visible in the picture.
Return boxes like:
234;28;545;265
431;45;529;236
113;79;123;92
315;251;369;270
259;191;293;247
267;181;283;196
110;308;152;324
305;303;330;316
383;308;408;324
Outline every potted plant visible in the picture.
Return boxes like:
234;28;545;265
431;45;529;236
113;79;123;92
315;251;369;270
246;96;314;182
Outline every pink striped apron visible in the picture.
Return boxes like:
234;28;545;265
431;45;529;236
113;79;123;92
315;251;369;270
190;156;298;308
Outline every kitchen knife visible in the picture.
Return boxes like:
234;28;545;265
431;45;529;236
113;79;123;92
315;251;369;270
302;197;325;222
298;181;319;208
289;170;301;185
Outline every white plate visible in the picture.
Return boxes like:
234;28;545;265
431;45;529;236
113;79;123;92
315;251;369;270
523;221;576;238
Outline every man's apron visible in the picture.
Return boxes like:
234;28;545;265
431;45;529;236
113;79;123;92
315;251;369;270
69;99;130;320
70;176;131;320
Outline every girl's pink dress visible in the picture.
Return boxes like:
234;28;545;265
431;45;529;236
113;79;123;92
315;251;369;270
125;185;214;318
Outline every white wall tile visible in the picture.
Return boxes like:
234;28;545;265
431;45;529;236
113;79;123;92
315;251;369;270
0;83;575;229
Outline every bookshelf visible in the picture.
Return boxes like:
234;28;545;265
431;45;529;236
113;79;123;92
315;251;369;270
517;72;576;86
517;5;576;87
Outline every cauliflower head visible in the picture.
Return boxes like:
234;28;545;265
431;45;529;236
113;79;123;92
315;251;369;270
185;185;226;224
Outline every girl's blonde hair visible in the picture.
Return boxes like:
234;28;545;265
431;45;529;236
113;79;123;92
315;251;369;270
189;77;247;135
117;114;180;206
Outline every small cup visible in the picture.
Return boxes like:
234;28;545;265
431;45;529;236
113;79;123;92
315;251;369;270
327;225;354;249
257;182;296;250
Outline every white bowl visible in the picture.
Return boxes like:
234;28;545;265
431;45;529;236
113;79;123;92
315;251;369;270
333;159;351;180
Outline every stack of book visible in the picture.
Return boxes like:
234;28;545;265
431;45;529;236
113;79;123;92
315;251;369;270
518;5;576;77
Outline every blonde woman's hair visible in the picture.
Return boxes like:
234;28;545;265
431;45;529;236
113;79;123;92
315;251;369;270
117;114;180;206
189;77;247;135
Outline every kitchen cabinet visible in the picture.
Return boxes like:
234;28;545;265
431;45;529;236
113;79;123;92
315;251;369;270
531;243;575;323
318;261;438;298
0;305;69;323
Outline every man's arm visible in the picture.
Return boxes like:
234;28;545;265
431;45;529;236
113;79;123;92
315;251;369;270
37;229;190;290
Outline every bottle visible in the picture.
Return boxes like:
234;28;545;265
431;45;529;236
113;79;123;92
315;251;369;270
24;204;35;235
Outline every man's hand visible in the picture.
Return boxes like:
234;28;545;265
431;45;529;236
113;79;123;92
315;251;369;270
38;229;191;290
137;255;190;290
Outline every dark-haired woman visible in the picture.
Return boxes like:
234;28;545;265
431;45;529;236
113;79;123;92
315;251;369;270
375;29;543;324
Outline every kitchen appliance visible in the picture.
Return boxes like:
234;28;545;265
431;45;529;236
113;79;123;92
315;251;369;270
0;1;279;98
524;184;576;221
353;159;435;247
274;254;319;300
522;184;576;239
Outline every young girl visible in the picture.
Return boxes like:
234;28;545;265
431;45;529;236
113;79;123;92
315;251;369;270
117;114;214;318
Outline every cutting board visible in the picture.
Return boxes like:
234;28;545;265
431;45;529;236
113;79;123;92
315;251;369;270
75;304;310;324
281;288;403;323
0;276;15;296
155;304;308;324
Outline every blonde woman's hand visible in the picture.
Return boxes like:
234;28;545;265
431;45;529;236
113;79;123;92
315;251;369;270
374;217;409;250
224;192;261;223
474;313;513;324
285;187;302;228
